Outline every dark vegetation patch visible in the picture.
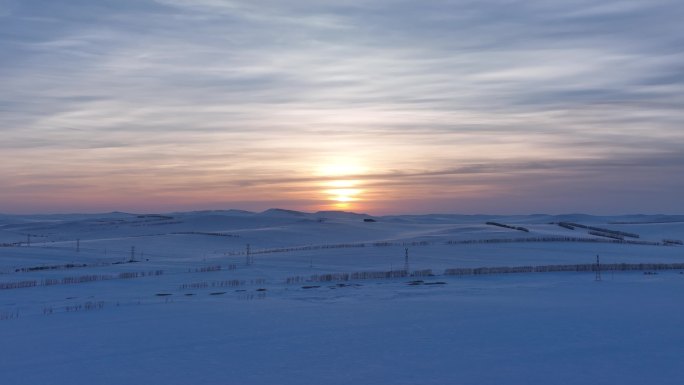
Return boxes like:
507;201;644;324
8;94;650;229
486;221;529;232
15;263;87;273
407;280;446;285
560;222;640;238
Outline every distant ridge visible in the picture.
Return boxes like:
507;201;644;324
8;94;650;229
315;210;371;219
1;209;683;223
260;208;309;217
173;209;255;216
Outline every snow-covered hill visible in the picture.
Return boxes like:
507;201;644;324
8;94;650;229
1;210;683;385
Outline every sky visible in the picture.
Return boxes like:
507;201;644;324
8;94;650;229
1;0;683;215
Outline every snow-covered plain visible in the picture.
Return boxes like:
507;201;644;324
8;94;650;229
1;210;683;384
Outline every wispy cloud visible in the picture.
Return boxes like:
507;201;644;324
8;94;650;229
1;0;683;213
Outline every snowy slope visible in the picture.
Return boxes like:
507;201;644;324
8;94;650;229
0;210;683;385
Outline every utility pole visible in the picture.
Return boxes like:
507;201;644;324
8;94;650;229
595;254;602;281
404;248;409;272
245;244;251;266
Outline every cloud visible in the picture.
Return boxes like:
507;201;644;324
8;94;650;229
1;0;683;213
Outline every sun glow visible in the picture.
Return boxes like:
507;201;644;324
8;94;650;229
326;187;362;202
324;180;362;201
317;160;367;210
316;160;366;177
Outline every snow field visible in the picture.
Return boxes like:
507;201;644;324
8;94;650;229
1;211;683;384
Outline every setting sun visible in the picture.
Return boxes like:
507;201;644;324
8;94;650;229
327;187;361;202
316;161;367;210
322;180;363;209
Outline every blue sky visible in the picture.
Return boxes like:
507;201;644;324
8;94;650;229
1;0;683;214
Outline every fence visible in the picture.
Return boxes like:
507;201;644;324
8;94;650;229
0;270;164;291
444;263;684;276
